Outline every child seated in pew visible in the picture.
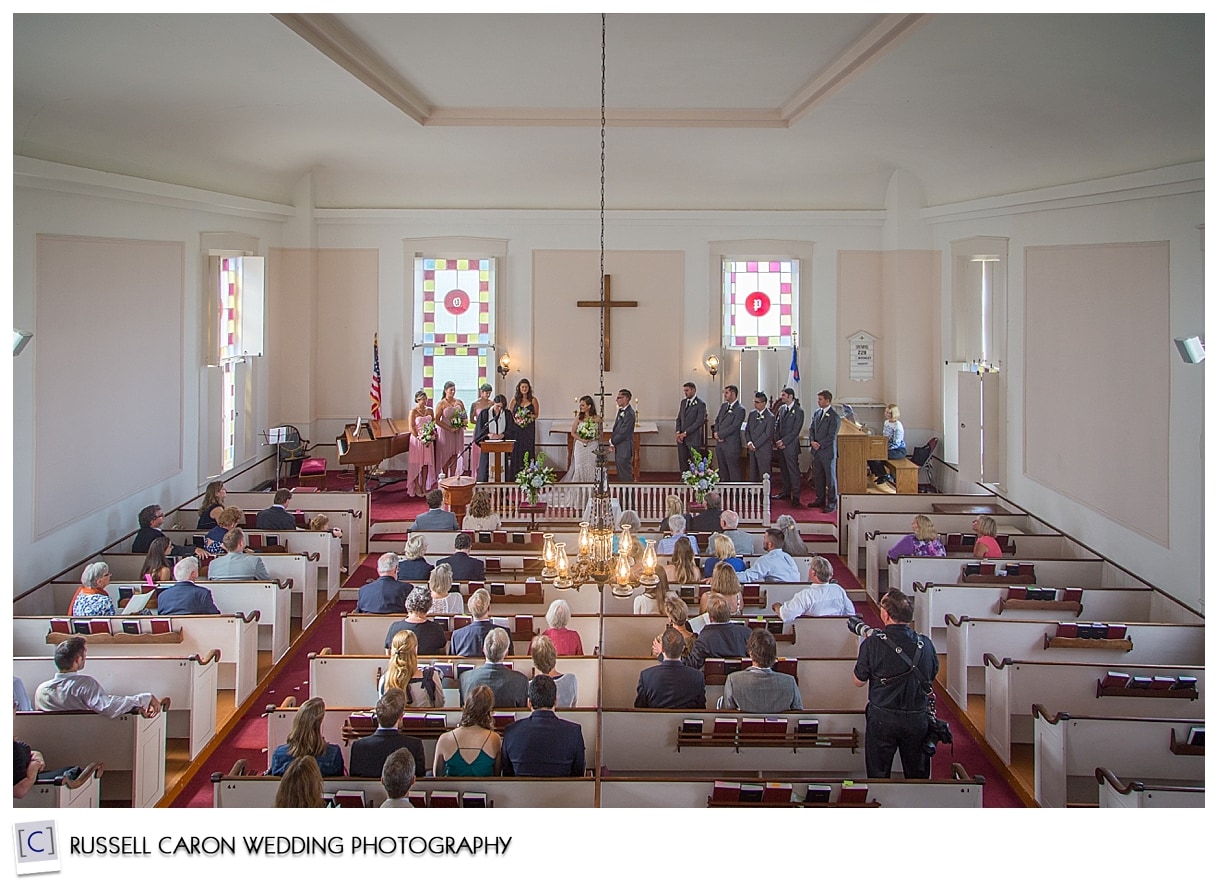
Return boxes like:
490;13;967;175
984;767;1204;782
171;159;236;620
308;514;343;539
273;755;324;808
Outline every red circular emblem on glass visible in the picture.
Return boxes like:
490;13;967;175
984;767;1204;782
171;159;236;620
745;292;771;317
444;289;470;315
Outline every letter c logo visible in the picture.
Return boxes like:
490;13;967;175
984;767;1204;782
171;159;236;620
26;830;45;853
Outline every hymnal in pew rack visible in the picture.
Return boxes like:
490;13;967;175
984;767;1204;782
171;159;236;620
998;586;1083;616
1169;728;1204;756
1096;673;1198;701
1045;621;1133;651
676;719;858;753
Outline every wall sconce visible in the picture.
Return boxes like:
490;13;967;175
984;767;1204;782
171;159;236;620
705;354;720;378
13;329;33;357
1175;336;1205;364
497;352;511;378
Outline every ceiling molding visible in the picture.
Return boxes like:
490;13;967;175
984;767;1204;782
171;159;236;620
274;13;432;125
781;13;929;124
426;107;787;128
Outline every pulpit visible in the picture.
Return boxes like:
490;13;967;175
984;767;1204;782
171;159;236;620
439;476;477;522
480;440;514;483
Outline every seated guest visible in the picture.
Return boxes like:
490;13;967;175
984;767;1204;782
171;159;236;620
156;557;221;615
203;506;245;555
379;748;417;808
196;480;227;530
461;490;501;532
867;404;907;485
396;535;434;582
270;696;345;776
972;515;1004;559
659;495;684;534
651;596;697;659
633;569;675;616
379;631;445;707
384;587;448;654
348;688;425;781
701;532;745;579
437;531;486;581
542;598;583;655
450;588;510;657
656;515;699;555
206;528;272;581
700;562;744;615
775;514;809;556
635;628;707;709
687;489;723;533
686;594;750;669
256;489;298;531
613;509;647;555
412;488;459;531
35;636;162;718
433;685;502;778
357;553;409;615
307;513;342;538
459;629;527;707
739;528;800;583
771;556;856;621
721;628;802;713
427;563;464;615
139;536;174;585
664;535;701;585
132;503;204;557
719;509;757;556
887;514;947;563
273;755;324;808
69;562;116;617
530;635;577;708
14;741;45;799
501;676;585;778
14;675;33;711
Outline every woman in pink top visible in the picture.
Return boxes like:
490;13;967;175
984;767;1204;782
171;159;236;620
541;599;583;656
972;515;1003;559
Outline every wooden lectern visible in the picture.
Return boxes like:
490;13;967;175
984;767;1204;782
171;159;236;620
439;476;477;522
480;440;514;483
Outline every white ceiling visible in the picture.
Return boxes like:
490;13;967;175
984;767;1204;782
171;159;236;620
12;13;1205;211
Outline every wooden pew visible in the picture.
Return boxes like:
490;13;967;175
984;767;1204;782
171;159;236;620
14;613;261;705
892;556;1109;605
597;614;859;659
14;652;220;760
162;528;342;601
15;710;167;807
368;579;605;615
945;615;1205;709
1031;706;1204;808
213;771;595;808
840;491;1003;557
982;655;1205;765
601;581;868;617
15;762;104;809
1095;767;1205;808
199;489;369;559
599;768;985;808
847;507;1031;575
865;530;1077;590
341;612;603;657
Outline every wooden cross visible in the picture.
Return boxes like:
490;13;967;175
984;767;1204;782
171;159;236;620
576;274;638;371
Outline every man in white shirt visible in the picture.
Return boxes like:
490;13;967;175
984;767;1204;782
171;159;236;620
379;748;417;809
771;555;856;621
740;528;800;583
35;637;162;718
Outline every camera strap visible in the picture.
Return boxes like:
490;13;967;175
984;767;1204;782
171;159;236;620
874;632;929;691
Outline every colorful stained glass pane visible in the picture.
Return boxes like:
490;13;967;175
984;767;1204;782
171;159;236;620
722;258;798;350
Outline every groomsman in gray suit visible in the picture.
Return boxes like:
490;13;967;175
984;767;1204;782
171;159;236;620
712;385;746;482
674;382;707;471
744;391;773;484
773;387;805;505
809;389;841;512
610;388;636;482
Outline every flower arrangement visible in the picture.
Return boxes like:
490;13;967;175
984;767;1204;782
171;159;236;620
681;448;720;502
576;418;598;441
513;405;535;428
418;420;437;445
515;451;556;504
448;409;468;430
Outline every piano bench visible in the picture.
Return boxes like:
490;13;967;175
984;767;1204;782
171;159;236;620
298;457;329;488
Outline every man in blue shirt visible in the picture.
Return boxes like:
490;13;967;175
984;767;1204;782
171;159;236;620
740;528;800;583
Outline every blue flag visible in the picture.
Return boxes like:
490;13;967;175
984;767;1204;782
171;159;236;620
788;345;800;387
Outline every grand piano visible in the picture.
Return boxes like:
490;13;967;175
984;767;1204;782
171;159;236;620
337;418;410;492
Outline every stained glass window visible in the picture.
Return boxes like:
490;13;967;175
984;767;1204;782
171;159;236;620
414;257;496;405
722;259;798;349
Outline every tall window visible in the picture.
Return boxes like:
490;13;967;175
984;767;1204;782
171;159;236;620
209;254;264;472
722;259;799;349
413;257;496;407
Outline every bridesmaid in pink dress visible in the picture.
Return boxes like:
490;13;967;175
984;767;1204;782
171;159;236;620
407;390;437;497
435;381;468;477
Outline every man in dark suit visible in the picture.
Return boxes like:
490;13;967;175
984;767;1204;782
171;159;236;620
255;489;297;531
809;389;841;512
131;503;203;557
635;628;707;708
773;387;806;505
473;394;509;482
356;553;409;614
712;384;746;483
687;490;723;534
685;594;750;669
437;532;486;581
501;675;585;777
156;557;221;615
609;388;635;482
412;489;459;531
449;588;511;657
745;391;774;484
348;688;425;779
458;629;528;707
674;382;707;471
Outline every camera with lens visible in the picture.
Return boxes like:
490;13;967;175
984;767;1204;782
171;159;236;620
846;616;876;639
923;716;953;756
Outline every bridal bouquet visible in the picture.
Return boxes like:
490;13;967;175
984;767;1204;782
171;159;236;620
515;452;556;504
681;448;720;502
418;420;438;445
513;406;535;428
576;418;598;441
448;409;468;430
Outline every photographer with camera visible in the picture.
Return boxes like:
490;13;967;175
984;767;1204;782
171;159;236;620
850;590;940;779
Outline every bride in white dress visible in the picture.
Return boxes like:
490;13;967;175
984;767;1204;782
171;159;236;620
560;396;601;484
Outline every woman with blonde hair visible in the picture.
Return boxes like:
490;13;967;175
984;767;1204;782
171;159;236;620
461;489;501;532
530;635;578;708
379;630;445;707
775;514;809;557
633;567;675;615
972;515;1003;560
308;513;343;538
197;481;227;530
887;514;947;562
664;536;701;585
428;563;464;615
396;534;433;581
701;532;745;579
433;685;502;777
700;562;744;614
204;505;245;555
869;403;907;485
269;697;345;776
659;494;684;533
542;598;583;656
273;755;324;808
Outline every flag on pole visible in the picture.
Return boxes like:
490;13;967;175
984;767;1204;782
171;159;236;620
370;333;382;419
788;345;800;390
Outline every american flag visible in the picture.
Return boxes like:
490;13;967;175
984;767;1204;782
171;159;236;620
788;344;800;388
370;333;382;419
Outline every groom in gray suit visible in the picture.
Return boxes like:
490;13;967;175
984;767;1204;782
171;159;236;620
745;391;773;483
712;385;746;482
675;382;707;471
610;388;635;482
